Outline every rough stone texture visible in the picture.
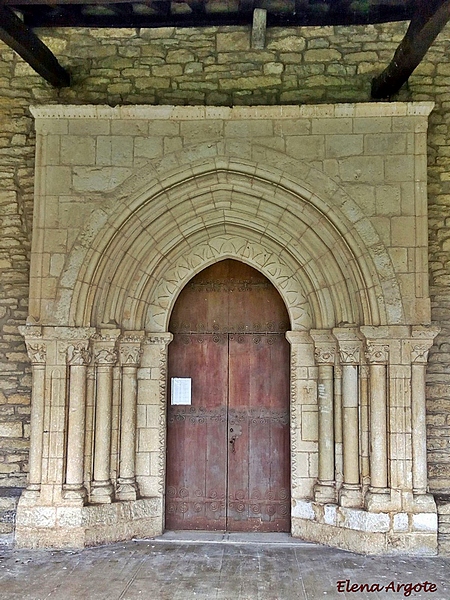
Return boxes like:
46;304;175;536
0;21;450;546
436;497;450;555
15;498;161;549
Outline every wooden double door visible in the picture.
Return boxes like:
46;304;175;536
166;260;290;532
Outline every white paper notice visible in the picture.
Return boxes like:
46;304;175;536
171;377;192;405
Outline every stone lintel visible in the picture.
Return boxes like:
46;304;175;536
30;102;435;124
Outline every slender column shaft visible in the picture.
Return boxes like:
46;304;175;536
90;364;114;503
116;365;138;500
341;364;360;486
65;364;87;497
93;365;113;483
359;366;370;483
412;363;427;494
318;364;334;483
369;363;388;489
334;366;343;483
28;364;45;490
120;367;137;479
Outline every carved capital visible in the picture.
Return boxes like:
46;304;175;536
119;342;143;367
338;345;361;365
314;346;336;364
365;343;389;364
411;344;431;364
145;333;173;347
25;342;47;365
67;342;91;366
93;346;118;365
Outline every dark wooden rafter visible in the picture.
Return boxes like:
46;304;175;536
2;0;415;27
0;5;70;87
372;0;450;99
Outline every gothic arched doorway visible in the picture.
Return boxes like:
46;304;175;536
166;259;291;532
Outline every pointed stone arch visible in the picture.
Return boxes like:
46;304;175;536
19;104;437;554
58;152;400;332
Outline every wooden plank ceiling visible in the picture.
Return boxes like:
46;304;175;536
0;0;449;97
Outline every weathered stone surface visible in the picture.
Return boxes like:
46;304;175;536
0;21;449;553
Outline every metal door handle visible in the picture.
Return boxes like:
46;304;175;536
230;436;236;453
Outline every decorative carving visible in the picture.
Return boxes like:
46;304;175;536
93;347;118;365
158;343;168;497
411;344;431;364
171;322;289;334
338;345;361;364
314;346;336;364
67;343;91;366
170;407;289;426
119;343;142;367
26;343;46;365
145;334;173;346
290;349;298;491
169;407;227;424
365;343;389;364
188;279;272;293
150;235;311;331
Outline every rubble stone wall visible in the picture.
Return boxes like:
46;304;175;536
0;22;449;507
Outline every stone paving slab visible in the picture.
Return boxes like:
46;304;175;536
0;535;449;600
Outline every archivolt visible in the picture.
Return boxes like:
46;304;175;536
58;152;401;331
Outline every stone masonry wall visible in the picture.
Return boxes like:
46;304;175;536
0;23;449;500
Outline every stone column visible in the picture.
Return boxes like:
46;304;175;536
311;330;336;503
63;341;91;502
116;334;144;501
334;327;363;508
138;333;172;533
22;333;47;498
285;331;317;501
364;342;390;510
334;365;343;485
90;331;119;504
409;327;440;498
359;365;370;487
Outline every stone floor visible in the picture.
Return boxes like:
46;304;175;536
1;532;450;599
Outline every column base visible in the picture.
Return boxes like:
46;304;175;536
365;487;391;512
22;484;41;500
90;481;114;504
116;478;139;501
62;484;87;503
412;493;437;512
15;498;162;549
339;484;363;508
314;481;336;503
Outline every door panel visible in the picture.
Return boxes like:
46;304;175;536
166;259;290;532
227;333;290;532
166;333;228;530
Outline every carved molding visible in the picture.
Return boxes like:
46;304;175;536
145;333;173;346
290;349;298;492
158;343;168;497
149;235;311;331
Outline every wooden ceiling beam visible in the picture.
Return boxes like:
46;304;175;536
0;5;70;86
372;0;450;99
